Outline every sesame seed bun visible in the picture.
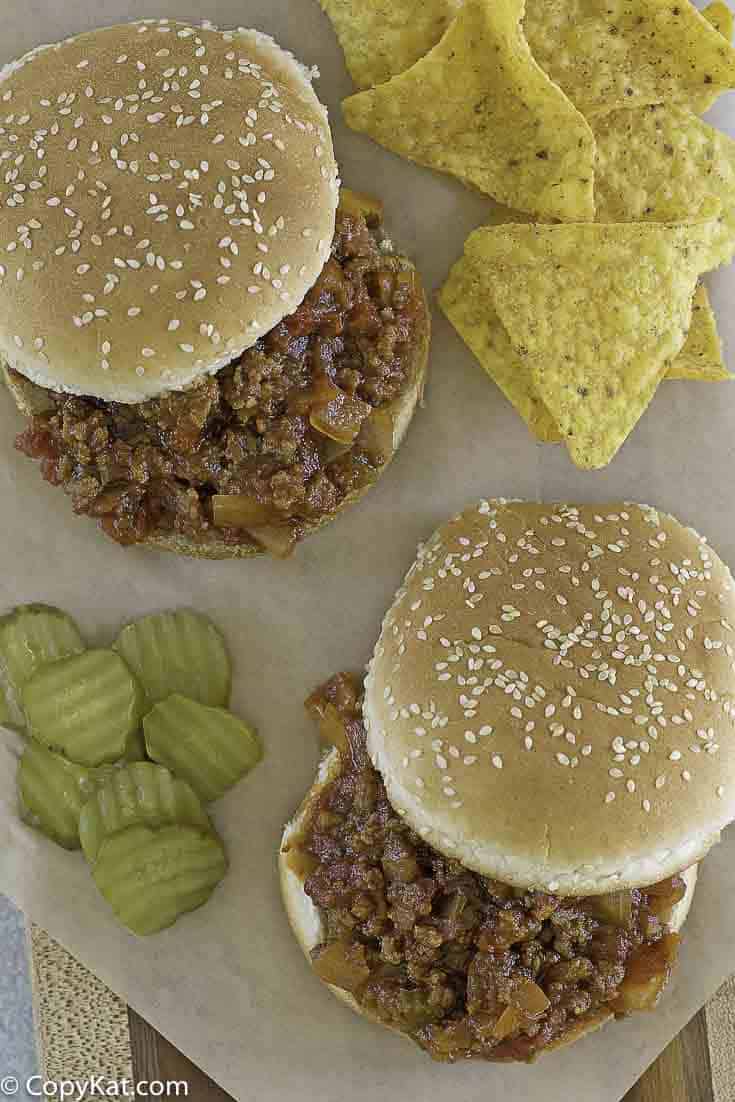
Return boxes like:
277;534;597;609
0;19;339;403
364;500;735;895
279;746;698;1057
2;253;429;559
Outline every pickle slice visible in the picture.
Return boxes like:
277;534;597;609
17;741;96;850
79;762;211;864
92;823;227;935
123;727;148;762
0;604;85;727
114;610;231;709
22;649;144;766
144;694;262;803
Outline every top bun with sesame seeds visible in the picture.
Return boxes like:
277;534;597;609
0;18;339;403
364;499;735;896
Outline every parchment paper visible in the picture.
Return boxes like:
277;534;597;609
0;2;734;1098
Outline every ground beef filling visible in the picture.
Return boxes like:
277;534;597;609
293;674;685;1063
14;208;424;551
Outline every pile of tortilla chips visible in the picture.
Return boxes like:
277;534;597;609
319;0;735;468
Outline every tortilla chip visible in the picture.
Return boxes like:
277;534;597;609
668;283;730;381
593;103;735;268
319;0;462;90
483;201;537;227
689;1;735;109
703;0;735;44
441;263;724;449
462;217;721;468
439;256;562;442
342;0;596;223
523;0;735;118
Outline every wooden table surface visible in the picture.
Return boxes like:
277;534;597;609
128;1005;715;1102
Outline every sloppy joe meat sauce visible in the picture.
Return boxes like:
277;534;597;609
292;674;686;1063
14;207;424;550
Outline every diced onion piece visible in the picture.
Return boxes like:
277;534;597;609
613;932;679;1013
493;1005;523;1039
304;688;329;723
357;408;396;465
318;702;350;754
312;940;370;994
246;524;297;559
646;875;687;922
212;495;279;530
320;438;354;464
594;890;634;927
339;187;384;221
310;392;372;445
284;846;319;880
294;374;343;414
305;693;326;722
509;979;551;1017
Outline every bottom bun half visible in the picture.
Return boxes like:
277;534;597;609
279;747;698;1057
4;253;429;560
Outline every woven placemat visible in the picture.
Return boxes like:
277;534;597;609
704;976;735;1102
28;924;132;1087
26;924;735;1100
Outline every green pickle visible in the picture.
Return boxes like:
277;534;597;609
144;694;262;802
8;603;245;933
92;823;228;935
0;604;85;727
18;742;96;849
79;762;212;864
114;609;231;709
22;649;144;766
123;727;148;762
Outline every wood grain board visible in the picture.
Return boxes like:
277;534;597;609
127;1005;716;1102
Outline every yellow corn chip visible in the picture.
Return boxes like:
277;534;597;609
693;1;735;110
318;0;462;90
593;103;735;267
439;256;562;442
668;283;730;381
483;201;537;227
703;0;735;43
441;263;723;450
463;217;721;468
524;0;735;118
342;0;596;223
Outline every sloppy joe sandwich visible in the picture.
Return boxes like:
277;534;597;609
280;500;735;1061
1;19;429;557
